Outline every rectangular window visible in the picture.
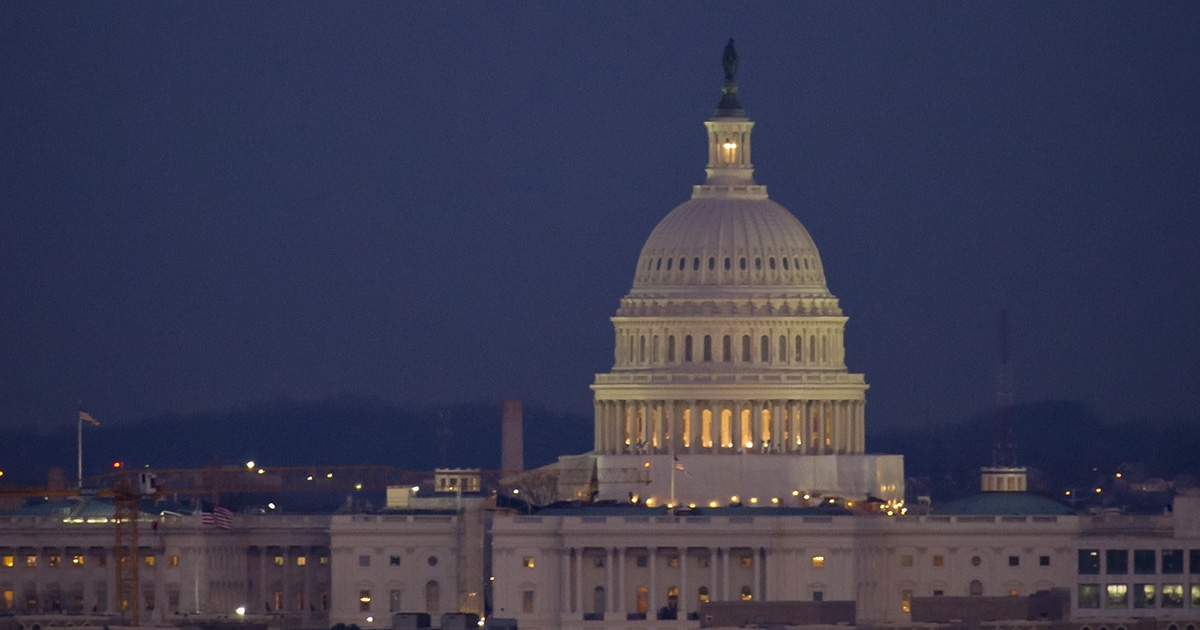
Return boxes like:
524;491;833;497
1191;549;1200;574
812;591;823;602
901;554;913;567
296;556;306;566
1163;549;1184;574
1134;549;1155;574
1008;555;1020;567
359;555;371;567
169;555;180;567
811;555;825;568
71;555;84;566
933;590;944;597
2;590;12;610
1039;555;1050;566
144;555;155;567
636;556;648;568
932;555;944;567
389;556;400;567
272;555;283;566
1078;549;1100;574
1;556;12;568
1105;583;1128;608
49;554;61;567
522;590;535;614
523;557;535;568
1162;584;1183;608
168;589;180;609
319;555;329;565
901;589;912;613
389;590;402;612
25;555;37;568
740;556;752;568
359;589;371;613
1106;549;1128;574
1191;584;1200;607
1078;585;1101;609
667;557;678;568
272;590;284;611
1133;583;1155;608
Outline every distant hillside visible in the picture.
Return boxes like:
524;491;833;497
3;397;1196;504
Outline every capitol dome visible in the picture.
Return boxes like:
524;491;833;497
631;196;829;293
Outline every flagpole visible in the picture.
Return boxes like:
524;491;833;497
77;410;83;489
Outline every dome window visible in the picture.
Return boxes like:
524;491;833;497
707;257;715;270
656;258;662;270
724;257;731;270
739;258;747;270
703;335;713;362
769;258;776;270
803;258;810;270
679;257;685;271
754;258;762;270
782;258;789;270
666;258;673;271
794;257;801;270
693;257;700;271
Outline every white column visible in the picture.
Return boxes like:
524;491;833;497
709;548;718;602
752;547;761;601
608;548;616;614
688;401;697;454
858;401;866;453
773;401;784;453
802;401;812;454
560;548;571;615
721;548;729;600
710;401;719;453
618;401;628;453
574;549;583;618
666;400;676;456
616;548;625;615
648;548;657;618
679;547;688;619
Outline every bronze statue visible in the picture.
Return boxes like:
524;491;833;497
723;38;738;81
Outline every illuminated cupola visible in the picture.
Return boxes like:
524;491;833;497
703;39;756;187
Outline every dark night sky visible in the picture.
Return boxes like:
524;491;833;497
2;3;1198;433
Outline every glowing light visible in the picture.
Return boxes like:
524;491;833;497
512;489;520;495
900;507;908;514
236;606;246;616
1065;491;1072;496
257;468;265;475
730;495;739;503
1115;473;1123;478
771;497;779;504
366;617;374;623
791;490;799;497
0;470;4;477
306;476;314;481
708;501;719;508
478;619;486;628
327;472;334;478
749;497;758;504
847;501;854;508
802;493;811;500
489;576;495;581
643;461;650;468
645;497;656;507
412;485;420;492
1094;488;1102;494
744;441;753;449
631;494;640;504
267;503;276;510
688;503;696;509
723;142;737;149
112;461;122;469
245;461;255;469
354;483;363;490
886;510;894;516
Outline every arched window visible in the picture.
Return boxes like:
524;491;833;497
693;257;700;271
425;580;440;613
703;335;712;362
761;335;770;363
722;335;732;362
809;336;816;363
628;336;635;365
782;257;789;270
593;587;606;615
639;336;646;363
778;336;787;362
667;336;676;363
740;585;753;601
740;409;752;448
636;586;648;614
804;258;810;269
708;257;716;270
656;258;662;270
724;257;731;270
684;336;693;362
652;336;659;363
701;409;713;448
698;586;710;605
822;336;829;363
739;257;747;270
769;258;776;270
742;335;751;362
666;258;673;271
754;258;762;270
679;257;685;271
720;409;733;448
969;580;983;596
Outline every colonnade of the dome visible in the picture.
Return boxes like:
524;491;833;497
612;320;846;369
592;398;865;456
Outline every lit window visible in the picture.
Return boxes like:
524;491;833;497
144;555;155;567
1008;555;1019;567
169;555;179;567
296;556;306;566
932;555;944;567
319;555;329;565
1106;583;1128;608
1162;584;1183;608
811;555;825;568
25;556;37;568
901;555;913;567
71;555;84;566
740;586;752;601
901;589;912;613
359;589;371;613
741;556;752;568
273;555;283;566
523;557;535;569
1008;588;1019;596
1133;583;1155;608
1;555;13;568
667;557;679;568
49;554;61;567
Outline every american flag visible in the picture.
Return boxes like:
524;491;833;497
201;506;234;530
673;456;693;478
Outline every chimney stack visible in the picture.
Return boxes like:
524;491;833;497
501;400;524;475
